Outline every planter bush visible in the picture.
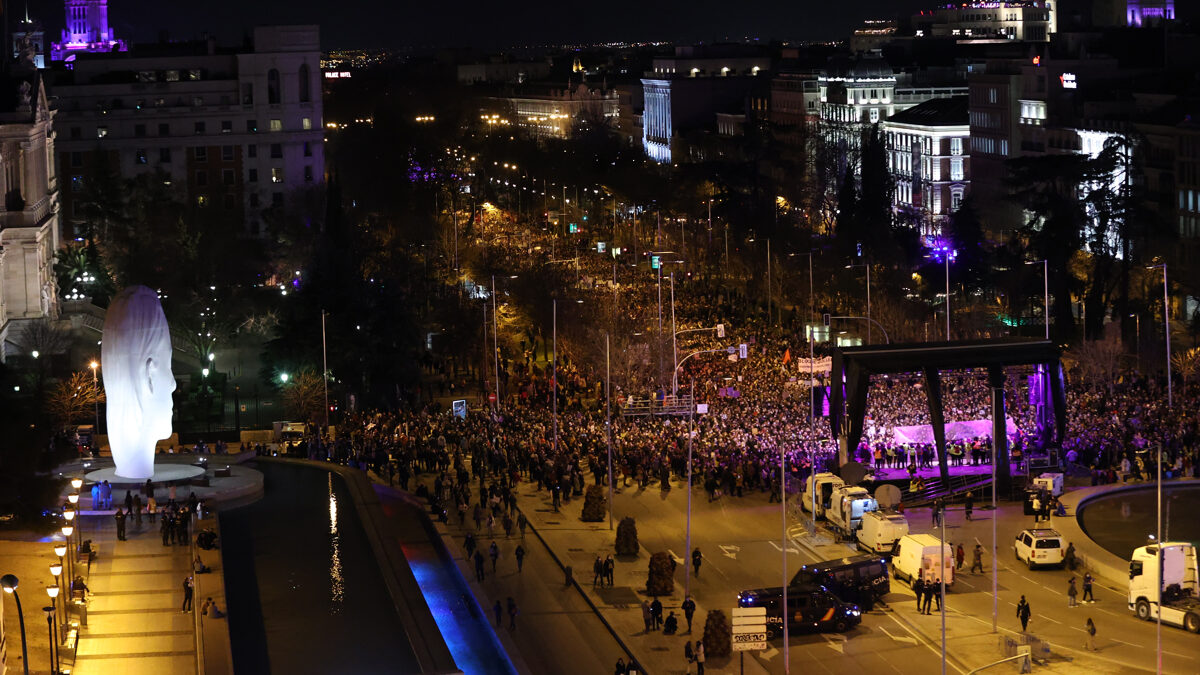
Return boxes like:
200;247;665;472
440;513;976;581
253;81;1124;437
646;551;676;596
581;484;607;522
615;516;639;555
702;608;732;658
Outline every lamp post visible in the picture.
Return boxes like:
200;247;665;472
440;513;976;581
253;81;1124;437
89;361;99;434
1147;264;1171;409
48;564;63;632
930;246;956;339
2;574;31;675
43;605;58;675
1024;260;1049;340
60;526;74;591
845;261;871;343
1130;314;1141;371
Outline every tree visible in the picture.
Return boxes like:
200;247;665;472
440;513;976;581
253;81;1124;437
45;371;104;432
615;516;639;556
580;484;606;522
702;609;732;658
1171;347;1200;385
281;370;325;424
646;551;675;596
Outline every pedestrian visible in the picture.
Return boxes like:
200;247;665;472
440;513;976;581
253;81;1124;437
1031;495;1041;523
493;600;503;627
694;640;705;675
124;490;133;514
489;541;500;573
114;506;127;541
956;543;965;570
474;550;486;581
514;544;526;573
682;595;697;633
1017;595;1031;631
641;600;653;632
503;513;513;537
91;482;100;510
132;494;143;526
664;610;678;634
1068;577;1078;607
614;658;627;675
181;575;194;613
506;596;517;630
692;547;702;578
971;544;985;573
1082;573;1095;603
651;597;664;630
684;640;695;672
147;495;157;523
465;533;476;558
913;576;925;612
1064;542;1077;571
593;556;604;586
1084;617;1097;651
604;555;615;587
964;490;974;521
161;512;171;546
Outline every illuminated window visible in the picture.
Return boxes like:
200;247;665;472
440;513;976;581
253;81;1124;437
97;126;108;138
271;167;283;183
196;195;208;207
270;119;282;132
302;117;312;130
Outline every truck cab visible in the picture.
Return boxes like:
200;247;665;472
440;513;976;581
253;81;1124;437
1128;542;1200;633
737;583;862;637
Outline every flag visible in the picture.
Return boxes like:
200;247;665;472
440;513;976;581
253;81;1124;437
782;347;792;365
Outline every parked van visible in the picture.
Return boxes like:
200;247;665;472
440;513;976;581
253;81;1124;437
800;473;845;519
891;533;955;588
1031;473;1063;497
791;555;891;609
1013;529;1066;569
857;511;910;555
737;583;862;637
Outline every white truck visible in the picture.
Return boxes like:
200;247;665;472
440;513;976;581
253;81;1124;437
891;533;955;588
826;486;878;538
800;472;845;520
1128;541;1200;633
857;511;910;555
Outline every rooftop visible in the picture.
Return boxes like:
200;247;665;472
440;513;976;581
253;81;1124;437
886;94;969;126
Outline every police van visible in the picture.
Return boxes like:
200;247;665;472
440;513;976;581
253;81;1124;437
736;583;862;637
791;555;891;609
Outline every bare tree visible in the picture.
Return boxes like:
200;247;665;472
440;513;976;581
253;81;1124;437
45;371;105;432
1171;347;1200;385
281;370;325;424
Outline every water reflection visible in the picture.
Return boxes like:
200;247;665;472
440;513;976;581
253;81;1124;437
328;473;345;611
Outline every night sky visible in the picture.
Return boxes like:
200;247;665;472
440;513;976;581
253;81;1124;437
25;0;933;49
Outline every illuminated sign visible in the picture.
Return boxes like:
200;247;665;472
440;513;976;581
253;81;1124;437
597;242;607;253
324;71;352;79
1060;72;1077;89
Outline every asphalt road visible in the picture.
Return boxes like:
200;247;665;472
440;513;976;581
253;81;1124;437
604;476;1198;674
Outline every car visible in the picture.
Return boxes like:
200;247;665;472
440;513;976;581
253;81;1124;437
1014;528;1066;569
737;583;863;637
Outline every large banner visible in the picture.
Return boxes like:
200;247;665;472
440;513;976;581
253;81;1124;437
892;418;1018;445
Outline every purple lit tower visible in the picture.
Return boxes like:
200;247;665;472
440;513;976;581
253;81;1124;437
50;0;128;63
1127;0;1175;26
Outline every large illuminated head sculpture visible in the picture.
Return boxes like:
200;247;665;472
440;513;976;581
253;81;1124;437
101;286;176;479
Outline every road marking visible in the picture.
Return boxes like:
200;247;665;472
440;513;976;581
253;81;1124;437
758;645;779;661
822;633;845;653
884;612;967;674
879;626;918;645
768;540;801;554
719;544;740;559
667;549;683;564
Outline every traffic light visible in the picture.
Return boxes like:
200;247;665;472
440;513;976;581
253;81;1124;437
823;313;831;327
568;223;579;234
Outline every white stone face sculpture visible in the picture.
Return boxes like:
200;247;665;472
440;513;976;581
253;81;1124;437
101;286;175;479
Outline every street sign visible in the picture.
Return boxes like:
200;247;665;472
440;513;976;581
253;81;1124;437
651;255;661;269
487;393;497;403
731;607;767;651
732;618;766;627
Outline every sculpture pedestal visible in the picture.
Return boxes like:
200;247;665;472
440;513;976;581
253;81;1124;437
85;464;205;487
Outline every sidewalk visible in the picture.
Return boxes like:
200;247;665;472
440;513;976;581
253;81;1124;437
72;514;196;675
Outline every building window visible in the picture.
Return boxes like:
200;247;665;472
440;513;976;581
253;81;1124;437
950;138;963;156
222;145;235;161
951;190;964;211
267;68;280;104
950;158;964;181
70;127;82;139
192;96;204;107
222;120;233;134
272;192;283;207
304;165;313;182
248;168;258;182
869;108;880;123
71;175;84;192
70;152;83;168
196;195;208;207
271;168;283;184
158;123;170;136
988;88;997;104
248;144;257;159
196;170;208;187
242;83;253;105
166;70;180;82
246;120;257;133
134;124;146;137
97;126;108;138
270;119;282;132
299;63;311;102
222;169;235;185
224;194;236;210
303;142;312;157
194;121;206;135
159;148;171;163
249;193;260;208
195;147;207;162
270;143;282;159
136;149;147;165
302;117;312;130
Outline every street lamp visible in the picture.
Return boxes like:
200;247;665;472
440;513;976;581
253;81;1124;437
1146;264;1171;409
44;602;58;675
1130;313;1141;371
845;261;872;343
60;527;74;588
70;477;83;493
48;565;62;630
89;361;99;434
279;372;289;383
2;574;31;675
930;245;957;339
1024;259;1049;340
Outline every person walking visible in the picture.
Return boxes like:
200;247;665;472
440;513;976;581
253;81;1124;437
161;511;172;546
493;600;503;628
147;495;157;523
694;640;705;675
682;595;697;633
650;597;664;630
692;548;703;578
1082;573;1095;603
1017;595;1031;631
964;490;974;521
132;494;143;527
514;544;526;573
955;543;965;570
593;556;604;586
684;640;695;673
114;506;127;541
1084;617;1097;651
604;555;615;587
971;544;985;574
641;600;653;632
181;575;194;613
1067;577;1078;607
506;596;518;629
489;541;500;573
517;512;527;539
474;550;486;581
465;533;476;559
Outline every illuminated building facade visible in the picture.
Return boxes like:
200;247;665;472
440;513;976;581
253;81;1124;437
498;84;618;140
1125;0;1175;26
882;96;970;236
912;1;1057;42
50;0;127;63
53;26;324;238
